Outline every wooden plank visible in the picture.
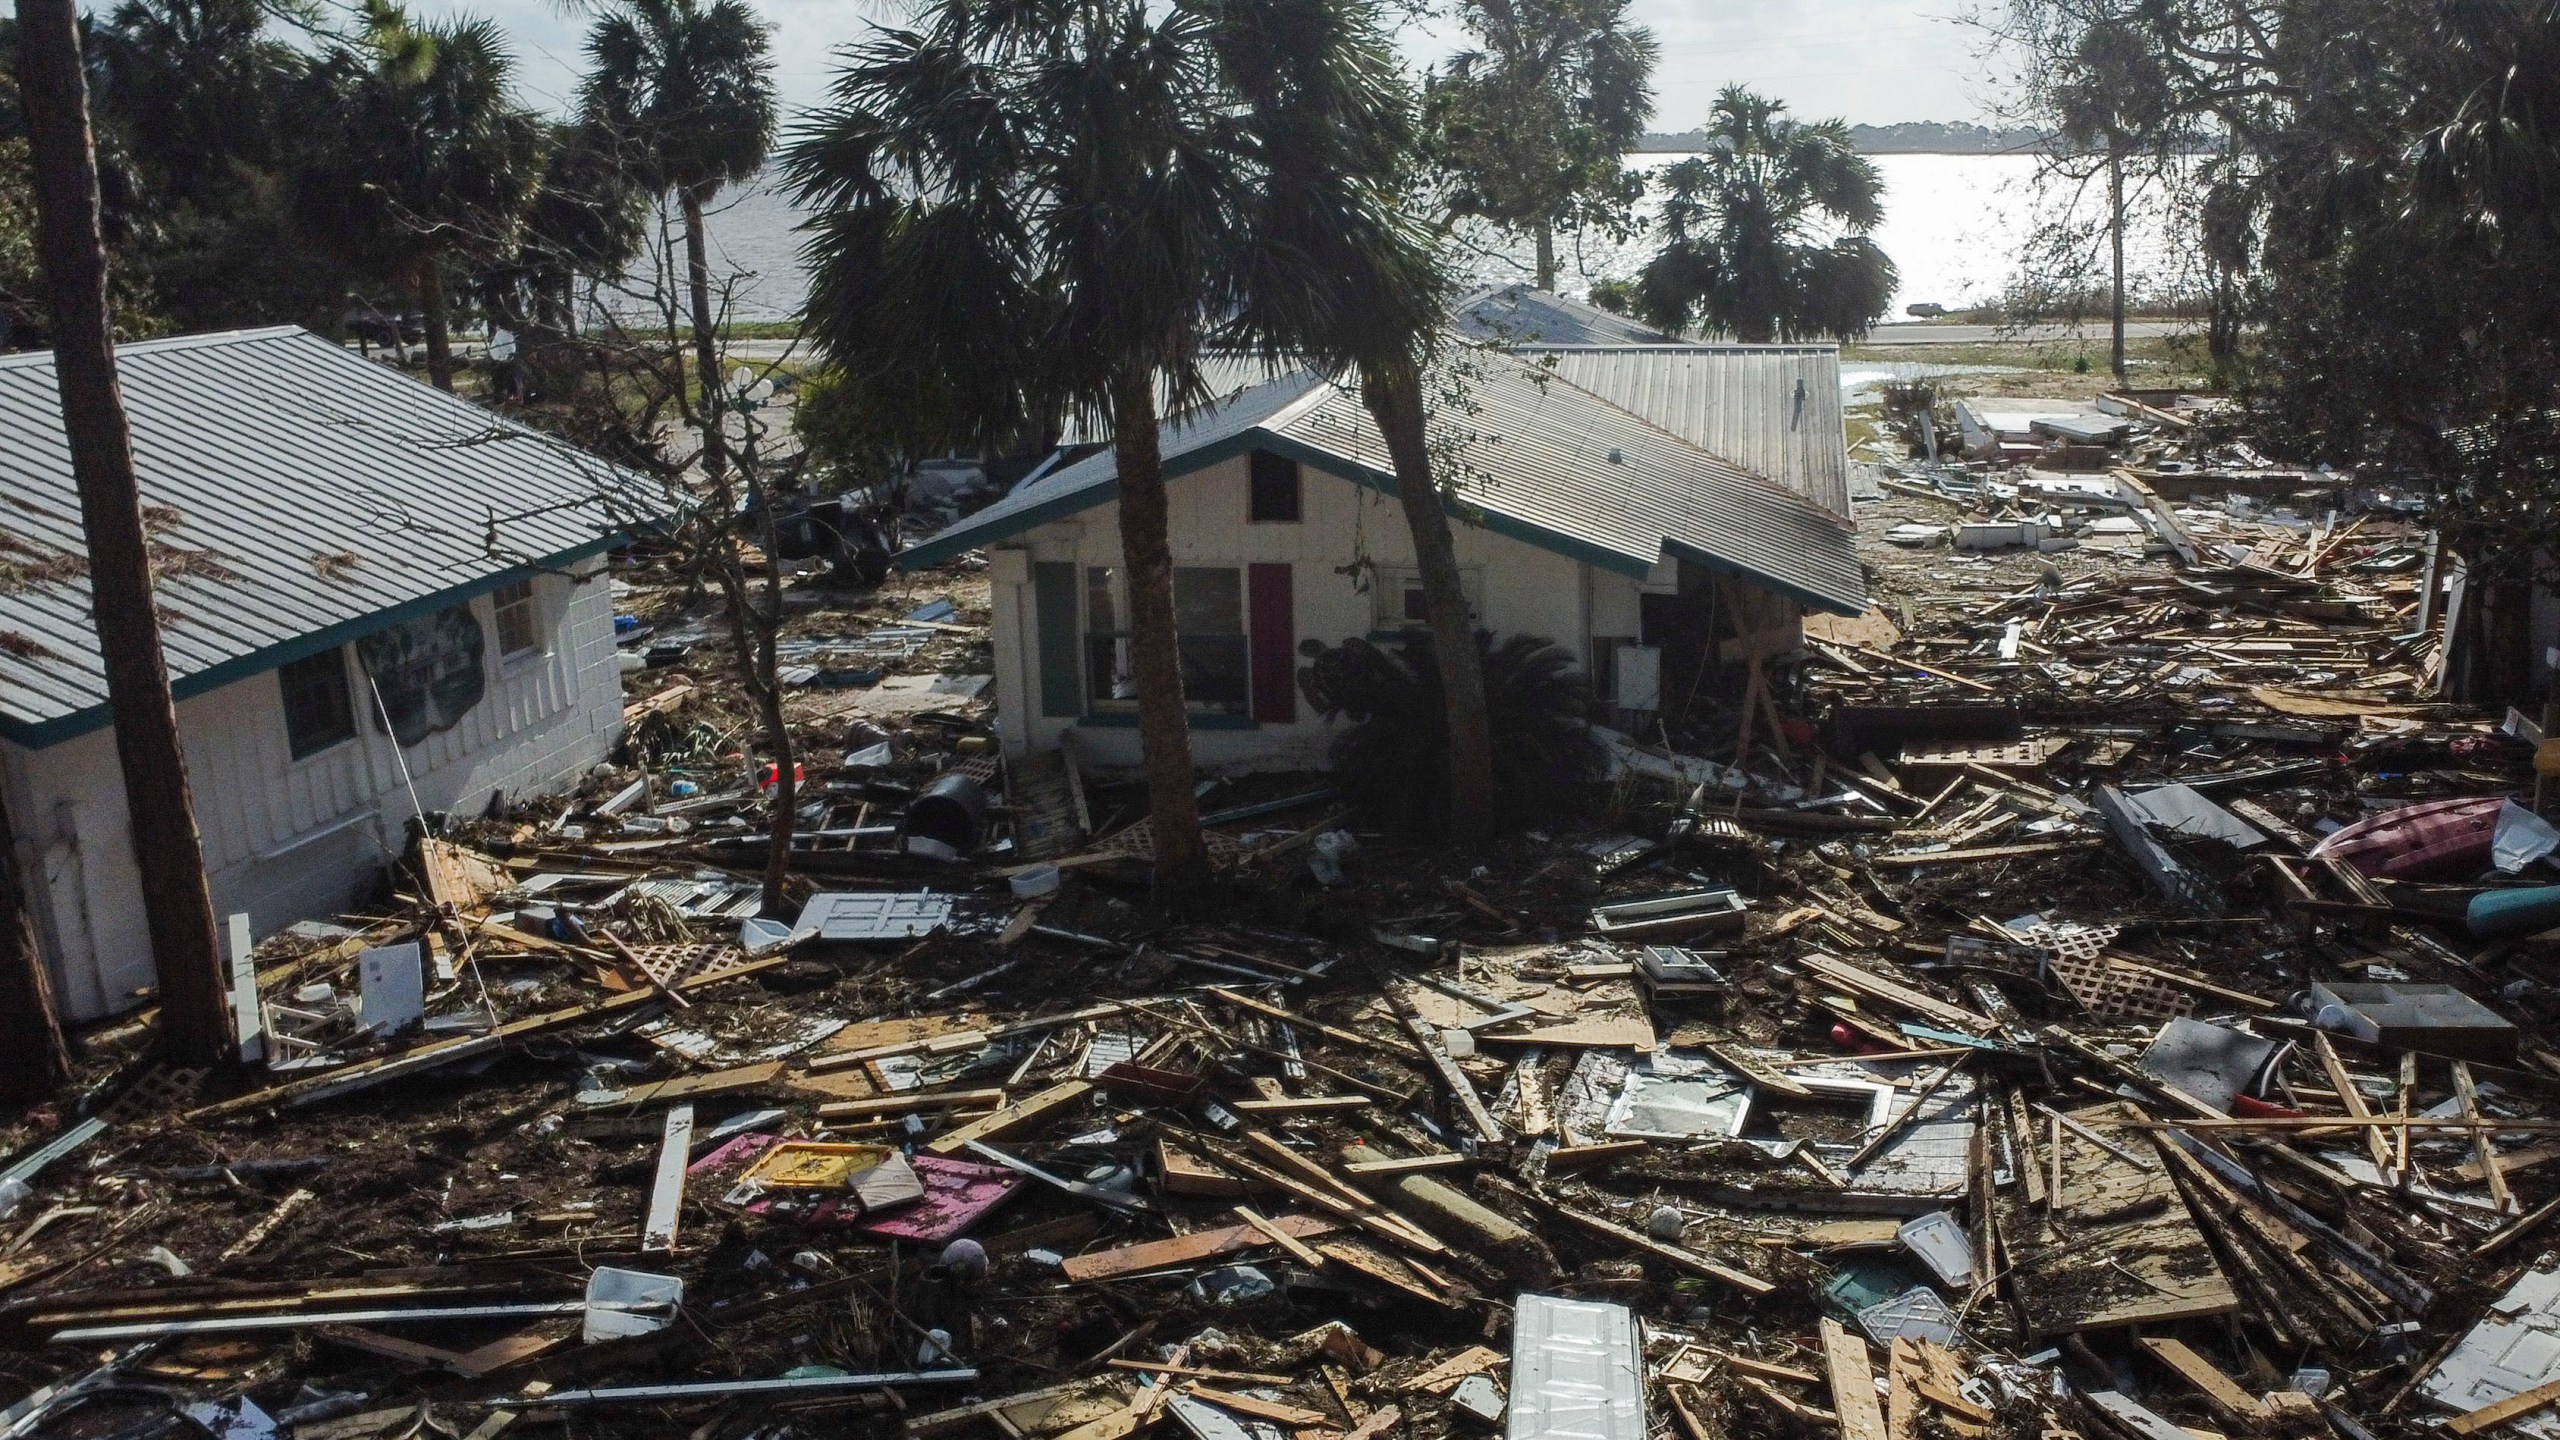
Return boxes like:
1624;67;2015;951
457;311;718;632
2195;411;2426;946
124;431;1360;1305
216;1187;314;1264
1402;1346;1504;1394
1706;1043;1813;1098
923;1081;1094;1158
642;1103;694;1254
1231;1207;1326;1269
1060;1215;1339;1283
1385;994;1505;1143
1887;1338;1922;1440
1823;1318;1889;1440
1499;1180;1775;1295
1230;1095;1372;1116
1797;952;1994;1034
1183;1386;1327;1427
2453;1061;2517;1214
1343;1405;1402;1440
817;1088;1008;1120
1872;838;2103;868
592;1059;788;1110
2136;1338;2261;1426
1738;1375;1839;1424
1108;1361;1295;1387
2312;1032;2394;1175
1341;1153;1472;1179
1208;987;1423;1062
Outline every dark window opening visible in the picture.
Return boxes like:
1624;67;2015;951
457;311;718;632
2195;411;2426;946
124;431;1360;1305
279;648;355;759
1248;450;1301;523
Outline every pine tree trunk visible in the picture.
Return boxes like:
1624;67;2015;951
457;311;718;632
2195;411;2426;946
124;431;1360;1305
1363;364;1496;844
16;0;231;1066
1534;222;1557;292
1107;367;1208;897
0;787;71;1102
2108;145;2127;386
681;186;726;483
416;255;454;392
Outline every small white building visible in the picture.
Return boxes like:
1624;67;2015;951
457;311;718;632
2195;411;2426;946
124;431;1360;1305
0;328;659;1021
900;349;1865;771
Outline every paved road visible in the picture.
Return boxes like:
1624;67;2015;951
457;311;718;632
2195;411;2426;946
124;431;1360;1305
1857;320;2189;347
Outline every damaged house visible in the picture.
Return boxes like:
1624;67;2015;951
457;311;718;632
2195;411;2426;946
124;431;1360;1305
899;346;1865;768
0;327;658;1021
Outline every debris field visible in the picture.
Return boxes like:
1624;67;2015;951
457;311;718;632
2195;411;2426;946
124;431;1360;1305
9;433;2560;1440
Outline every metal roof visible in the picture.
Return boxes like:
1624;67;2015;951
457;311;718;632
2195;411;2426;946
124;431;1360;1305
1532;345;1851;516
1454;284;1679;346
901;354;1863;616
0;327;662;746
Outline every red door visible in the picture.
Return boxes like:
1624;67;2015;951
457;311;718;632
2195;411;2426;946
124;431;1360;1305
1248;563;1295;724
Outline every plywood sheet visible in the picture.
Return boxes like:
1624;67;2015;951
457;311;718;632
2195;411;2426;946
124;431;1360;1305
1991;1103;2237;1336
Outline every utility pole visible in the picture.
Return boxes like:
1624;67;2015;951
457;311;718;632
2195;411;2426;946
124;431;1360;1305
15;0;234;1066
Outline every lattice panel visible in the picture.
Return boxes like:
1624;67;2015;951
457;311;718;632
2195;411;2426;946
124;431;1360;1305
625;942;752;989
2046;949;2194;1022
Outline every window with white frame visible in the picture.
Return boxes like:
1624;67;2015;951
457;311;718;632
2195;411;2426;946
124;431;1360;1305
492;579;541;658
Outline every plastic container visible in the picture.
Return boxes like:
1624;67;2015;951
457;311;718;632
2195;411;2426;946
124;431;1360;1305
1009;863;1061;899
905;772;990;854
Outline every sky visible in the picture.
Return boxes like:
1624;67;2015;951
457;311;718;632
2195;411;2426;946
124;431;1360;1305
399;0;1996;132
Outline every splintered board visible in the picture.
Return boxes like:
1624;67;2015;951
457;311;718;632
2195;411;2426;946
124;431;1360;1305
1992;1102;2237;1336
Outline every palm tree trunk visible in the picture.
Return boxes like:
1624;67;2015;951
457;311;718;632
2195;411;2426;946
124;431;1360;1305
1363;364;1496;845
16;0;231;1066
1534;221;1557;292
2108;144;2127;386
680;185;726;482
1108;366;1209;897
415;255;455;392
0;788;71;1102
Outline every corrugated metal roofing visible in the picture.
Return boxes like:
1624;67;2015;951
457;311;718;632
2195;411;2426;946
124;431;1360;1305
1532;345;1851;517
0;327;661;743
902;353;1863;616
1455;284;1679;346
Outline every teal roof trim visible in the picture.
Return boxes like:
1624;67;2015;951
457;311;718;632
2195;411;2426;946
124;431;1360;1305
0;536;619;751
1663;536;1864;617
897;427;1654;580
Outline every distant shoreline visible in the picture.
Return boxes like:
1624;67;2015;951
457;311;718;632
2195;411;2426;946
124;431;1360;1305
1636;122;2053;156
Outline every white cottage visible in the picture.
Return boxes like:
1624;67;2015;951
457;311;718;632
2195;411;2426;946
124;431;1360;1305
899;349;1866;770
0;327;659;1021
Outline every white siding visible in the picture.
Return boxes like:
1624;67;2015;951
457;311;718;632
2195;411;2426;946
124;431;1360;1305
0;560;625;1021
995;455;1633;771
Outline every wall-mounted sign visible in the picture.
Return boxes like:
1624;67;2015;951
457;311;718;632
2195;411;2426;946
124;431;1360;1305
357;604;486;746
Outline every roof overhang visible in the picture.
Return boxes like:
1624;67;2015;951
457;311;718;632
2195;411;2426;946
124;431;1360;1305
0;535;621;751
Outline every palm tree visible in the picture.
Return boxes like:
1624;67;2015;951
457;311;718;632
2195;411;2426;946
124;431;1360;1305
294;4;545;390
792;0;1393;897
1426;0;1656;291
1635;86;1896;344
1215;0;1502;845
93;0;305;210
577;0;775;483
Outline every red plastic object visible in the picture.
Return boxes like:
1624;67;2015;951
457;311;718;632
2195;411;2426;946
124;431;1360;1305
758;762;805;792
2229;1094;2305;1120
2307;794;2505;880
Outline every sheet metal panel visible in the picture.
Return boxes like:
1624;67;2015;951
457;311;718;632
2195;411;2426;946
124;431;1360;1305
1536;345;1852;517
1510;1293;1645;1440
